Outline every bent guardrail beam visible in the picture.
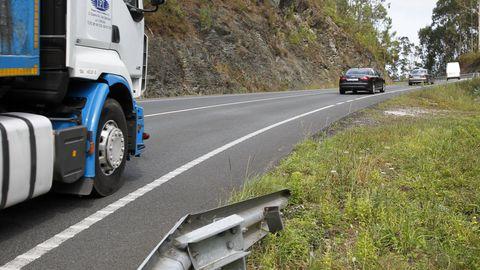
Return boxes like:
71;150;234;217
138;190;290;270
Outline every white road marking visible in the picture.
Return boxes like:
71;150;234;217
0;86;422;270
138;89;334;104
144;93;323;118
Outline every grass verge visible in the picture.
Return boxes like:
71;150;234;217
232;80;480;269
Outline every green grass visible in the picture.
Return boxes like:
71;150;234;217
232;80;480;269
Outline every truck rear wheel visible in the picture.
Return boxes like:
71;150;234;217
94;99;128;196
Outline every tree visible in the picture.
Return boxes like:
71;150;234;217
325;0;401;76
397;36;415;78
418;0;478;74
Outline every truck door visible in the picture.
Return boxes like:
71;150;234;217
111;0;145;96
77;0;113;50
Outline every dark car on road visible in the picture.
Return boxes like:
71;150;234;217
408;68;434;85
339;68;385;94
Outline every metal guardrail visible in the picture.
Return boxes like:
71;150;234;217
460;72;480;79
393;73;479;83
434;73;479;81
138;190;290;270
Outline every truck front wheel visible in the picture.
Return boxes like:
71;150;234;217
94;99;128;196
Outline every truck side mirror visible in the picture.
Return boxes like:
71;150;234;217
126;0;164;19
150;0;166;6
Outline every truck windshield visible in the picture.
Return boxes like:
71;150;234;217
124;0;138;7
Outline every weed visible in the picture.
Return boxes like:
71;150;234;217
289;25;317;46
199;5;213;31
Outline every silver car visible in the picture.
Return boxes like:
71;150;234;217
409;69;434;85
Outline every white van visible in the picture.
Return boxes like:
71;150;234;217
446;62;461;81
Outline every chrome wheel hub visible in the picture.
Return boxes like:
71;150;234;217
98;120;125;176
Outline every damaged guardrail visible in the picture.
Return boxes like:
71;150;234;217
138;190;290;270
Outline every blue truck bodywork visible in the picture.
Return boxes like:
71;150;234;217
52;75;146;179
0;0;40;76
101;74;146;157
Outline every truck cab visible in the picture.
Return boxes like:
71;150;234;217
0;0;162;209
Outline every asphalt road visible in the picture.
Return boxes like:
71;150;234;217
0;82;447;270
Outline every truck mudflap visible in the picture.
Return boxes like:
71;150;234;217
0;113;54;209
0;0;40;77
135;104;146;156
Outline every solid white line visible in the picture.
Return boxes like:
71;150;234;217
144;93;323;118
0;86;418;270
138;88;335;104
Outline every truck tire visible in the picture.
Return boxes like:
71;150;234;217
339;88;345;95
93;99;128;196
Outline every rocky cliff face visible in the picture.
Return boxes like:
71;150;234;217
144;0;379;97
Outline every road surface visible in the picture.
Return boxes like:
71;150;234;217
0;83;445;269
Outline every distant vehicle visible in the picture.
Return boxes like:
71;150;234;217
446;62;461;81
408;68;434;85
339;68;385;94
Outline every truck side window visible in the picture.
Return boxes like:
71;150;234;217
124;0;138;7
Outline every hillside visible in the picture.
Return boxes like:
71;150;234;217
459;52;480;74
144;0;384;97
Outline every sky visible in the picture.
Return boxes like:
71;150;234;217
388;0;438;45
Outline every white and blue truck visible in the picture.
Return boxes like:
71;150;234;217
0;0;163;209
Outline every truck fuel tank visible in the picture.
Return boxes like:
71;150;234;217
0;113;54;209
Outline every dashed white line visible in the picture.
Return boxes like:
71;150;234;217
0;85;420;270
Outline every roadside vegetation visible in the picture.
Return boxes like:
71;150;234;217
232;80;480;269
419;0;479;75
459;51;480;74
